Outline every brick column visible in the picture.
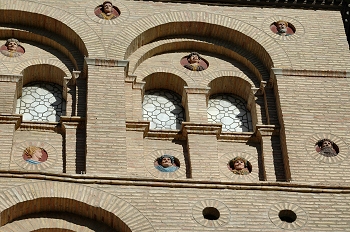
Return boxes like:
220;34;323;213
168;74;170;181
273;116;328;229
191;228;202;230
0;115;21;170
257;125;286;181
125;75;144;121
0;75;22;114
85;58;128;175
183;87;210;123
61;116;85;174
182;123;221;180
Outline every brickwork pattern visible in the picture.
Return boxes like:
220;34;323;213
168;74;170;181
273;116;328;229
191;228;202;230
0;0;350;231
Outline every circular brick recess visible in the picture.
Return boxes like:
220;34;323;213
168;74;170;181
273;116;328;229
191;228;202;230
12;140;57;171
269;202;307;230
305;134;348;163
145;149;186;179
263;16;304;40
192;199;230;227
219;152;258;182
86;1;129;24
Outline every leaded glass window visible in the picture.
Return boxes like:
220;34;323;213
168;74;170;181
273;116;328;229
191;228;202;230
143;89;185;130
207;94;252;132
16;82;66;122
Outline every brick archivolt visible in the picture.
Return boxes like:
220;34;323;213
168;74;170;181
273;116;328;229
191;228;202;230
0;182;154;232
0;27;81;72
130;38;267;87
122;11;291;69
1;216;105;232
0;0;93;57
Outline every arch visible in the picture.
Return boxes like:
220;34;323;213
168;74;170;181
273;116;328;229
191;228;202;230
208;76;257;129
121;11;291;70
21;64;67;87
208;76;253;102
1;212;116;232
142;72;188;97
129;38;267;86
0;0;106;58
13;59;70;79
0;29;80;72
0;182;155;232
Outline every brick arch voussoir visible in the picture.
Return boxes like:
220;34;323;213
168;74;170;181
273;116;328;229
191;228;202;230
0;61;10;74
138;67;194;87
201;70;256;88
1;218;93;232
1;0;103;57
13;59;70;78
122;11;291;68
0;182;155;232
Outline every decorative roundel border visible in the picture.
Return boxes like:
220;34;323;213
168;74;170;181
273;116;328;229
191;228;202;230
305;133;348;163
12;140;57;171
268;202;308;230
86;1;130;24
263;16;304;40
178;52;217;76
192;199;231;227
144;149;186;179
219;152;258;182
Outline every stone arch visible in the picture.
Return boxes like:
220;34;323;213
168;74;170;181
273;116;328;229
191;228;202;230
0;0;105;58
138;68;194;87
121;11;291;70
0;182;155;232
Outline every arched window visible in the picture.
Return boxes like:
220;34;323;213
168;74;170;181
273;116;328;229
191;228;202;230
143;89;185;130
207;94;252;132
16;82;66;122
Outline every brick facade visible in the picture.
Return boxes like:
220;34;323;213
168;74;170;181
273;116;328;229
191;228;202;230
0;0;350;231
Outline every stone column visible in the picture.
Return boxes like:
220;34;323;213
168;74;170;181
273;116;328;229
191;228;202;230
85;58;128;175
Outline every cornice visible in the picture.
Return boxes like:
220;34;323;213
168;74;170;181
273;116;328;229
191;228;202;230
133;0;343;10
